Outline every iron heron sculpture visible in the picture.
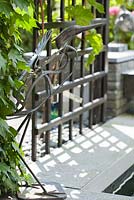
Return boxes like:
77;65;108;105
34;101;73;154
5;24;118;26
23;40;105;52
115;6;134;33
9;24;95;200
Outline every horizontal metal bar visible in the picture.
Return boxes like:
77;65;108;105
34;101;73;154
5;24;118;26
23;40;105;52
92;18;107;25
36;71;106;99
24;45;107;66
37;20;76;29
37;18;107;30
35;97;106;135
38;47;93;67
67;47;93;58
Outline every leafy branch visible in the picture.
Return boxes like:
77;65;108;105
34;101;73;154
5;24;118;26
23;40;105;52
66;0;104;64
0;0;36;196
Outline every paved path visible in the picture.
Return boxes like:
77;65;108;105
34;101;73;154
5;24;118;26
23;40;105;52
8;114;134;199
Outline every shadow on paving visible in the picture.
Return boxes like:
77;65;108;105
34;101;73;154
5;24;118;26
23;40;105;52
26;114;134;199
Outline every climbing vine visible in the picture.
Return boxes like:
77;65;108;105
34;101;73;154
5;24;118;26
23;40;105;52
0;0;36;196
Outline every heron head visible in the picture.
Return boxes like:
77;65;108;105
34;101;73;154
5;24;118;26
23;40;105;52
115;7;134;32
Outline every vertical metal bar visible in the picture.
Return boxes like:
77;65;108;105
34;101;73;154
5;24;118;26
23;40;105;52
32;0;39;161
88;4;94;129
93;1;104;125
32;78;37;161
33;0;39;52
69;52;74;141
95;0;104;18
89;63;94;129
60;0;64;21
45;0;52;154
100;0;109;123
68;0;76;141
58;0;65;147
79;0;85;134
79;33;84;134
93;1;100;125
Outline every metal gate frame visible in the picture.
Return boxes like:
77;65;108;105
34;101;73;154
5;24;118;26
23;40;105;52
31;0;109;161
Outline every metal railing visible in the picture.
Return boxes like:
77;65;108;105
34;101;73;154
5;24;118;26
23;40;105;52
31;0;109;161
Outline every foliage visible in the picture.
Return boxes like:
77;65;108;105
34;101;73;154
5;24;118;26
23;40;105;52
110;0;134;9
86;30;103;65
22;0;104;65
66;0;104;64
0;0;36;196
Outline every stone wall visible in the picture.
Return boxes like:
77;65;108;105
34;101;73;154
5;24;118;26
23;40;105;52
107;50;134;119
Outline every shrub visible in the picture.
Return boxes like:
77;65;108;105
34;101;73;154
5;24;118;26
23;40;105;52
0;0;36;196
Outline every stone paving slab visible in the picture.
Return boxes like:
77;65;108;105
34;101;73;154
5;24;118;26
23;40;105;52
65;190;134;200
8;114;134;199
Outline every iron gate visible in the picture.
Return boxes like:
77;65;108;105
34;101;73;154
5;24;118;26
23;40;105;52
31;0;109;161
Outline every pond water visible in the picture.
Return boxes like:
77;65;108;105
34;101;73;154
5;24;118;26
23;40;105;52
104;164;134;196
114;172;134;196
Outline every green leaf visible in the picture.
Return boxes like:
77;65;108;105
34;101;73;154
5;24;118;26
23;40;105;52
8;76;15;88
15;13;36;31
86;30;103;65
14;44;23;53
0;118;9;139
28;17;37;29
66;5;93;25
17;61;30;72
0;147;6;158
0;53;7;74
8;49;25;66
95;3;104;14
0;96;8;106
0;0;13;16
0;163;10;174
88;0;104;13
86;51;95;65
12;142;20;154
116;0;124;4
14;79;24;89
9;126;18;137
12;0;30;12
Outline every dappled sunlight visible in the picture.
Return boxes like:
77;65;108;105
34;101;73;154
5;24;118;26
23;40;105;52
71;147;82;154
44;160;57;171
112;124;134;140
52;148;64;156
100;131;111;138
109;146;120;152
116;141;127;150
108;136;119;143
57;153;71;163
27;116;134;195
99;141;110;148
125;147;133;154
80;140;93;149
91;135;103;143
68;160;78;166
